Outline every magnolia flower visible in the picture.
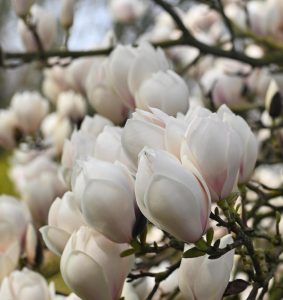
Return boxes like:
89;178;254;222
128;43;171;95
18;4;56;51
108;45;137;109
0;268;54;300
72;158;143;243
11;0;34;17
0;195;31;246
217;105;258;183
0;195;31;281
110;0;147;23
179;235;235;300
0;241;20;283
10;91;49;134
57;91;86;122
60;226;134;300
61;114;113;182
94;126;135;171
42;63;71;104
86;59;129;124
135;148;211;243
60;0;75;29
41;113;72;155
181;106;242;201
247;1;272;36
40;191;85;256
135;70;189;116
184;4;219;33
65;58;93;94
0;110;18;149
10;156;66;225
122;108;187;164
200;68;245;108
25;223;38;265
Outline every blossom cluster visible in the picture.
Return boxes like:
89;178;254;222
0;0;282;299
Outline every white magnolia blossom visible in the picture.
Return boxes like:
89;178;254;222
61;114;113;183
179;235;235;300
57;91;87;122
94;126;135;171
128;43;171;95
10;156;66;225
181;106;242;201
0;195;31;281
11;0;34;17
200;68;245;108
41;112;72;155
40;191;85;256
60;226;134;300
122;108;187;164
218;105;258;183
10;91;49;134
60;0;75;29
0;110;18;149
110;0;147;23
18;4;56;51
86;59;129;124
42;63;71;104
135;70;190;116
24;223;37;265
0;268;55;300
135;148;211;243
72;158;142;243
108;45;137;109
0;195;31;247
65;58;93;95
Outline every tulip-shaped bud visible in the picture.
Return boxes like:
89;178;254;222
108;45;137;109
18;5;56;51
94;126;135;171
200;68;245;109
135;70;189;116
181;106;242;201
66;58;93;94
86;59;129;124
41;113;72;155
0;196;30;281
61;114;113;184
10;156;66;225
42;63;71;104
25;223;41;266
265;80;282;119
0;268;54;299
60;226;134;300
128;43;171;95
80;114;113;135
122;108;187;165
11;0;35;17
135;148;211;243
0;110;18;149
40;191;85;256
0;195;31;245
179;235;235;300
0;240;20;283
217;105;258;183
110;0;147;23
72;158;143;243
57;91;86;123
10;91;49;134
60;0;75;29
